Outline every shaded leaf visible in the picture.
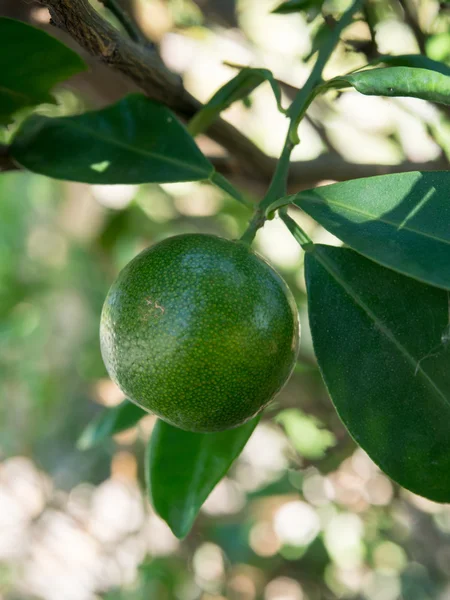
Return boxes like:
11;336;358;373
11;94;214;184
272;0;324;14
290;171;450;290
146;416;260;538
188;68;285;136
78;400;147;450
0;17;87;125
305;244;450;501
327;67;450;105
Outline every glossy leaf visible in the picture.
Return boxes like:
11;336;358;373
0;17;87;125
305;245;450;501
290;171;450;290
328;67;450;105
188;68;285;136
272;0;323;14
78;400;147;450
10;94;214;184
371;54;450;77
147;416;260;538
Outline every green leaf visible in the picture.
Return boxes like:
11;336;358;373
327;67;450;105
371;54;450;77
10;94;214;184
78;400;147;450
0;17;87;125
305;245;450;502
272;0;323;14
188;68;286;136
290;171;450;290
146;416;260;538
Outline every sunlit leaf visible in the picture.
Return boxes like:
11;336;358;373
78;400;147;450
306;245;450;501
0;17;87;125
10;94;214;183
289;171;450;290
327;67;450;105
146;417;259;538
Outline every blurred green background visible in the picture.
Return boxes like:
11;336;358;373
1;0;450;599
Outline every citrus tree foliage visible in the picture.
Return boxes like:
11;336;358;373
1;0;450;549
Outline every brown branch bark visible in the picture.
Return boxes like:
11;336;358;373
212;153;450;194
39;0;272;177
5;0;449;190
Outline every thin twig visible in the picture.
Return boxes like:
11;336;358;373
258;0;363;214
360;0;379;60
398;0;427;54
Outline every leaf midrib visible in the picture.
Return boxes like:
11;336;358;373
32;115;213;178
314;247;450;410
299;195;450;247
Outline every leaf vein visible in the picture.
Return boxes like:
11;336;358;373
314;248;450;409
44;116;212;178
302;195;450;246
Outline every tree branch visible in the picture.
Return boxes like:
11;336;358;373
211;153;450;193
39;0;272;177
398;0;426;54
2;138;447;190
10;0;449;191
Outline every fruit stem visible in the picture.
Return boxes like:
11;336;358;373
239;210;266;246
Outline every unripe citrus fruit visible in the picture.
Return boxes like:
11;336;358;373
100;234;299;432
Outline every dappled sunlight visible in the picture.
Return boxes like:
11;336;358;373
236;423;290;491
265;577;304;600
91;184;138;209
201;477;246;516
273;500;321;547
256;218;302;268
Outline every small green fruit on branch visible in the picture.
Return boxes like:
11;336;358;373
100;234;300;432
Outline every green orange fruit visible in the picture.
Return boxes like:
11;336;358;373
100;234;299;432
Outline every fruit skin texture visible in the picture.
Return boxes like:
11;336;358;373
100;234;299;433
